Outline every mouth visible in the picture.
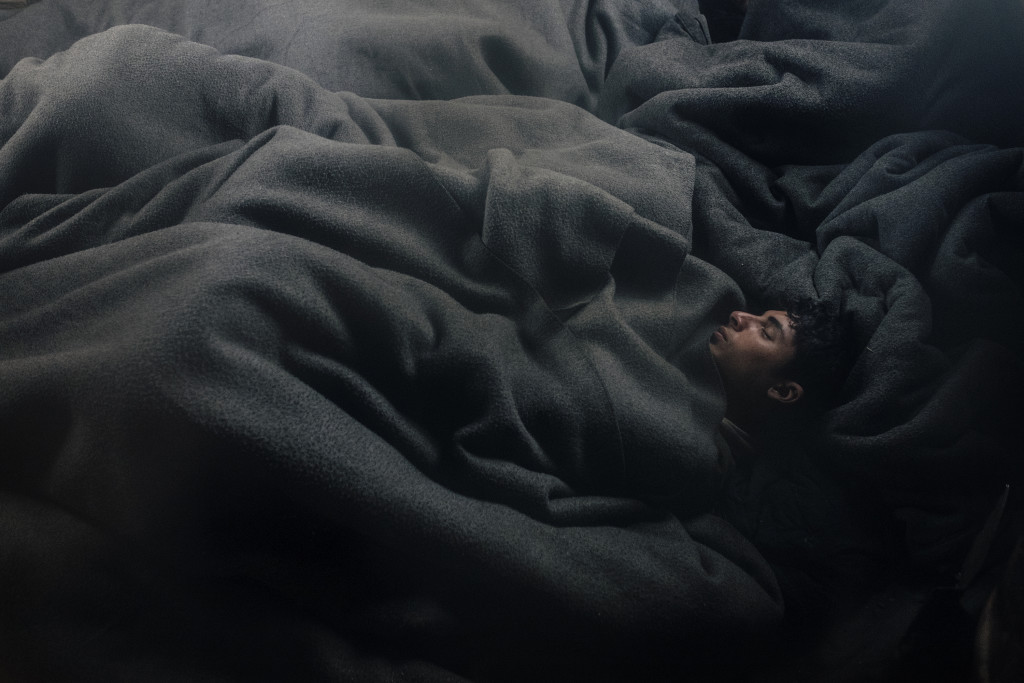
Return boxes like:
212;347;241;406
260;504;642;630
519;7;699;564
711;326;726;342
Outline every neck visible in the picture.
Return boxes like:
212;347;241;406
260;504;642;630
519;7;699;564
723;401;764;437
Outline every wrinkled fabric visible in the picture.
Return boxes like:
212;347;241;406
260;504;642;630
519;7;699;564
0;0;688;110
0;24;776;683
1;0;1023;681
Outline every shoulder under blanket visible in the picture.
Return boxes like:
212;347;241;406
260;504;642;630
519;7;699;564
0;26;779;682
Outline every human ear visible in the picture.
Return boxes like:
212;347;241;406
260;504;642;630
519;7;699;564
768;381;804;405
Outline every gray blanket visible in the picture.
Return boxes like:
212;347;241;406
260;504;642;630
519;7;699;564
1;0;1021;681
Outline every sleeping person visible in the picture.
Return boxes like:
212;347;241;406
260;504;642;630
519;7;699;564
709;297;848;468
711;298;847;431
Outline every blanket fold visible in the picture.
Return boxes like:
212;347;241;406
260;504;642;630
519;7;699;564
0;24;779;681
2;0;1023;680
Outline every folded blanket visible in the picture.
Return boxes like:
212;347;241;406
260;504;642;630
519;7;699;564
604;0;1024;638
0;26;781;682
2;0;1023;679
602;0;1024;492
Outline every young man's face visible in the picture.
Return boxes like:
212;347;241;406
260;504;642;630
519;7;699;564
709;310;802;409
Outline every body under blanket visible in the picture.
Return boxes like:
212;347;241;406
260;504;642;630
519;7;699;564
2;0;1023;680
0;25;780;682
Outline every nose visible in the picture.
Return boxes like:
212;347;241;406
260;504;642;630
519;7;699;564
729;311;752;329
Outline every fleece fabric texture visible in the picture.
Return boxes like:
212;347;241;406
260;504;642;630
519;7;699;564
0;0;688;110
0;21;774;683
1;0;1022;681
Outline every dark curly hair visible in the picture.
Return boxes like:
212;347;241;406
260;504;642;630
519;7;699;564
781;296;851;408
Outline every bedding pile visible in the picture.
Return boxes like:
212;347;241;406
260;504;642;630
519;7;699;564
0;0;1021;681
